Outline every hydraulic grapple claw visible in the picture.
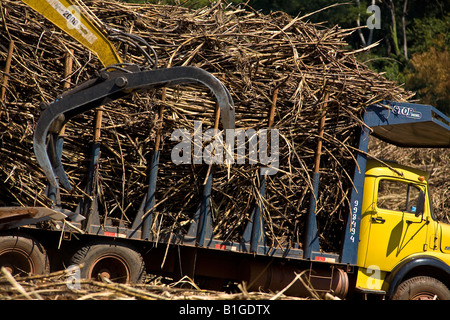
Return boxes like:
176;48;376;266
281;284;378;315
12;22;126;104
33;66;235;190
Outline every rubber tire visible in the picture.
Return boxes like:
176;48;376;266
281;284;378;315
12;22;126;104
0;234;50;276
392;276;450;300
71;241;145;284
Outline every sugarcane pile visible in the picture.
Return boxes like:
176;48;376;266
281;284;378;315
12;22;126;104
0;0;416;252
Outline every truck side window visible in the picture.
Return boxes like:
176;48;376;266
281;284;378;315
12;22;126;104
377;180;422;214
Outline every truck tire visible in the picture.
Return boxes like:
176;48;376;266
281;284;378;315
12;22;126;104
0;234;50;277
392;276;450;300
71;241;145;284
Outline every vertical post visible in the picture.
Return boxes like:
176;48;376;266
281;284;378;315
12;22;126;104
47;50;73;206
81;50;104;229
84;108;102;229
243;87;278;253
59;49;73;139
141;88;166;240
63;50;73;90
197;163;214;247
304;93;328;259
340;116;370;264
268;87;278;129
1;40;14;105
242;173;267;253
188;100;220;247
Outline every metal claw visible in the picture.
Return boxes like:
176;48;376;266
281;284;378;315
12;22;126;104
34;66;235;190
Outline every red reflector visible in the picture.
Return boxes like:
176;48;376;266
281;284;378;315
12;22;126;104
314;256;326;261
104;231;116;237
215;244;226;250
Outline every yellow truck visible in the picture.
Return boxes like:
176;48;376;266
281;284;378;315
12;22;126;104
0;0;449;301
356;159;450;299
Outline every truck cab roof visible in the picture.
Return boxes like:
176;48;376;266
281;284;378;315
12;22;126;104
365;158;430;184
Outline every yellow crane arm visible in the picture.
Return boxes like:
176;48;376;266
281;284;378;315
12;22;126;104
21;0;122;67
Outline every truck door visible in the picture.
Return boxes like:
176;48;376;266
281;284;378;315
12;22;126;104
363;178;428;271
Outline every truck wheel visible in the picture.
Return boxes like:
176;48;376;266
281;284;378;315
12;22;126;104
71;242;145;284
392;276;450;300
0;234;50;277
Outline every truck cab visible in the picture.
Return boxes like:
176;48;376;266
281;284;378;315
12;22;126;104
356;159;450;299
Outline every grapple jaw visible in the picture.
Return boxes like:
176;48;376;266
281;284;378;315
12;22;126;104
33;66;235;190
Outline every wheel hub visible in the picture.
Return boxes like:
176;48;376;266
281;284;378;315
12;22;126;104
0;248;34;276
88;254;130;283
98;269;111;281
412;293;438;300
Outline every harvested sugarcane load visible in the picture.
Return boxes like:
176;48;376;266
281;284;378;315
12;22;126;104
0;0;414;253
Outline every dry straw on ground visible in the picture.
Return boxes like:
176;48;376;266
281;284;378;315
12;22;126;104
0;265;311;300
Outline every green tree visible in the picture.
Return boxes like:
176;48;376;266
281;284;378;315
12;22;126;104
407;15;450;54
406;46;450;114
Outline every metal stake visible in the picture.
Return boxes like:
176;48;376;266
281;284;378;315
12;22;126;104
304;92;329;259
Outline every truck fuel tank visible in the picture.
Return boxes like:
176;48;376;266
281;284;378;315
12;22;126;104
239;259;348;299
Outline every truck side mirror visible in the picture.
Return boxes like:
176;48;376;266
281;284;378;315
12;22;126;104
415;190;425;217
